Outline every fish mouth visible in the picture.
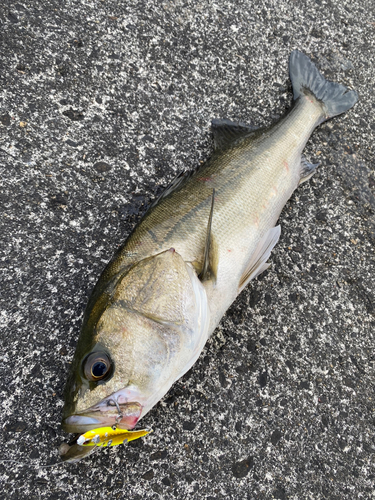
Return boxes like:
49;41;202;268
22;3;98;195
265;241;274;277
62;401;142;434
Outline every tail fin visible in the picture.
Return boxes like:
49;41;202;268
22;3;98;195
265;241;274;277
289;50;358;120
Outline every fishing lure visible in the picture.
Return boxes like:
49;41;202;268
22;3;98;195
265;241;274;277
77;427;151;447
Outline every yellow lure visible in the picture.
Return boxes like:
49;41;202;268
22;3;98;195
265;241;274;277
77;427;151;448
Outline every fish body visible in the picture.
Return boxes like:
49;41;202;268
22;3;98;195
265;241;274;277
61;51;357;461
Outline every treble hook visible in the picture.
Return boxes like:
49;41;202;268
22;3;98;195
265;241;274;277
109;398;123;430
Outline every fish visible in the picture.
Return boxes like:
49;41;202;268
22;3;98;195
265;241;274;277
60;50;357;462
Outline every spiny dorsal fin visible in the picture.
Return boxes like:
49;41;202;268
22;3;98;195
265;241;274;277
199;189;215;282
238;226;281;294
211;118;259;151
149;169;194;210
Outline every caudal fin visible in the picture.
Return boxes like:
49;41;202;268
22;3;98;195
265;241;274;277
289;50;358;120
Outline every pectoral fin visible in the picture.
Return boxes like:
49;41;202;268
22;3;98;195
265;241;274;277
238;226;281;293
199;189;216;282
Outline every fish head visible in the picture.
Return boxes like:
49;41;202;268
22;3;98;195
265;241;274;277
62;248;210;435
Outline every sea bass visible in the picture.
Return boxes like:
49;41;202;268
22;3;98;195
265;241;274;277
61;51;357;461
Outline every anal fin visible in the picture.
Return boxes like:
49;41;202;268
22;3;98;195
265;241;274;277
238;226;281;294
299;157;320;185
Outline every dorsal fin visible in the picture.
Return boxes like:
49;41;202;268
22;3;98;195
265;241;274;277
149;119;259;209
149;169;195;210
211;118;259;151
199;189;215;282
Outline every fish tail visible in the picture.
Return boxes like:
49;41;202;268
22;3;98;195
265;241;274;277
289;50;358;120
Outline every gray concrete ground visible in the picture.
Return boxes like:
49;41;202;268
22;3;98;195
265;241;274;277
0;0;374;498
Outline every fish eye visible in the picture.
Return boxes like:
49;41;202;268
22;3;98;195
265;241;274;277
83;352;111;381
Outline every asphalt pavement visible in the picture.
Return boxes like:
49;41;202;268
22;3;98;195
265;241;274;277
0;0;374;498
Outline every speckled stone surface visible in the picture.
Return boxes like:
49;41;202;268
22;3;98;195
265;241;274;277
0;0;374;498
